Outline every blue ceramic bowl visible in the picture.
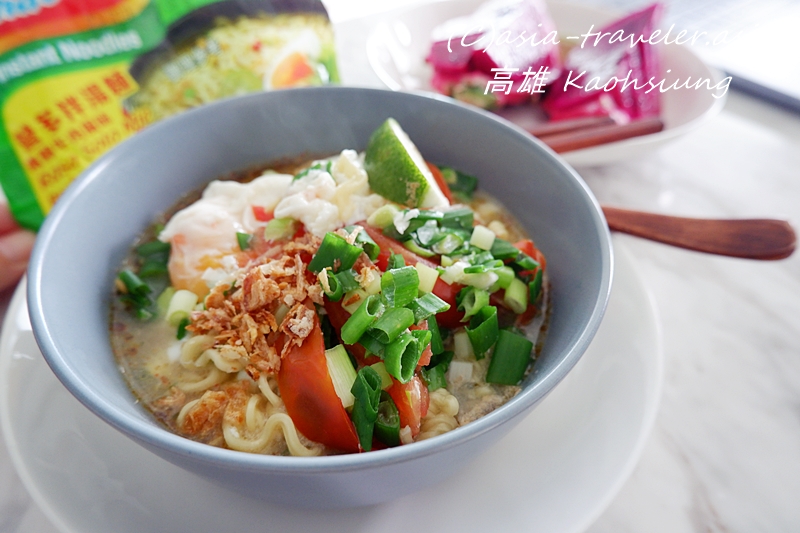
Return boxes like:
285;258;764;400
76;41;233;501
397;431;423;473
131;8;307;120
27;87;612;508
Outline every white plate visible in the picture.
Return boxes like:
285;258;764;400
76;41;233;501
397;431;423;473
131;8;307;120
365;0;726;167
0;237;661;533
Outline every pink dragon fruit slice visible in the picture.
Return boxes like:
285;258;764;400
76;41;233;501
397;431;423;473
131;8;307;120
542;3;663;122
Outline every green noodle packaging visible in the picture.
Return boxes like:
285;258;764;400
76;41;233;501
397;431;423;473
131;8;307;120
0;0;338;230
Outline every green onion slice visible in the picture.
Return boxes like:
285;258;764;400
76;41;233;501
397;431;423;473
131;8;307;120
485;329;534;385
308;232;363;273
514;252;540;272
529;269;544;302
344;225;380;261
350;366;382;451
374;391;401;447
359;330;387;358
138;259;169;278
427;316;445;355
341;294;384;345
465;305;499;359
408;292;450;323
381;266;419;308
421;364;447;391
490;238;520;260
457;286;490;320
503;277;529;314
236;232;251;251
263;217;297;241
119;269;151;296
136;240;171;257
369;307;415;344
387;251;406;270
403;239;435;258
320;269;343;301
441;207;474;229
176;317;191;340
334;269;360;293
440;167;478;200
384;332;421;383
431;232;464;255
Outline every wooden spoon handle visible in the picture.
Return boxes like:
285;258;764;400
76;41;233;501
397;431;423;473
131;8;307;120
602;206;797;260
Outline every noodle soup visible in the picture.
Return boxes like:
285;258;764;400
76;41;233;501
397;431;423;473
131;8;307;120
110;121;549;456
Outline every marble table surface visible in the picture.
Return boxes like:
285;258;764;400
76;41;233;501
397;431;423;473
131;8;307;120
2;1;799;532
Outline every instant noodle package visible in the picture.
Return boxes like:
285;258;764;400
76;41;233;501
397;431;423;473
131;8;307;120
0;0;338;230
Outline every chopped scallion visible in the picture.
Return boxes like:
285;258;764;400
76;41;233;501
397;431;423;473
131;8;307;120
457;286;490;320
427;316;444;355
176;317;191;340
156;286;175;316
441;207;473;229
431;232;464;255
413;219;439;246
359;330;387;358
387;251;406;269
119;269;151;297
136;240;171;257
381;266;419;308
325;345;358;409
263;217;297;241
236;232;252;251
369;362;394;390
421;363;447;391
341;288;369;314
334;269;361;293
384;332;420;383
514;252;540;272
350;366;382;451
453;329;474;359
485;329;533;385
440;167;478;200
465;305;499;359
341;294;384;345
319;269;343;301
403;239;435;257
138;260;169;277
490;238;520;261
308;232;363;273
408;292;450;323
344;225;381;261
503;277;529;314
369;307;415;344
374;391;400;447
529;269;544;302
166;289;199;326
491;265;516;290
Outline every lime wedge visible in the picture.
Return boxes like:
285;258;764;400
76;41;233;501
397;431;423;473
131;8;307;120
364;118;449;209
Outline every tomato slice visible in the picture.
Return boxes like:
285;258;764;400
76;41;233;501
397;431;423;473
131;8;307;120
277;302;360;453
426;162;454;203
386;375;429;438
362;226;465;328
251;205;274;222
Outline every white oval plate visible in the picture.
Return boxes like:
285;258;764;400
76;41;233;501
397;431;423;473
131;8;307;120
0;237;661;533
366;0;726;167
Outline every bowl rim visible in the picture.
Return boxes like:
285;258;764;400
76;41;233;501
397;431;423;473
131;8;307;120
27;86;613;473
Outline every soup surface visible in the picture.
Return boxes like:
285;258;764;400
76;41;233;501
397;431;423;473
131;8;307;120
110;129;549;456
